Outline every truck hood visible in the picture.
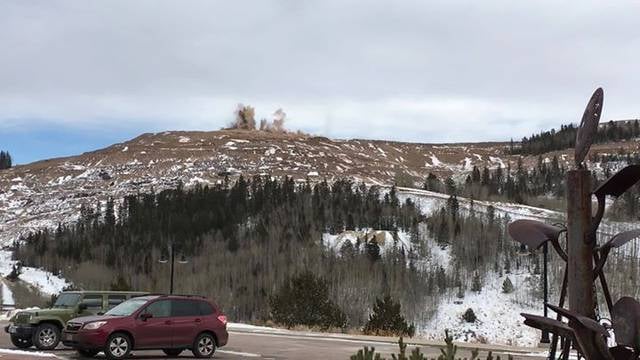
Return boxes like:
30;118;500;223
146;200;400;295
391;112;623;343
10;308;71;323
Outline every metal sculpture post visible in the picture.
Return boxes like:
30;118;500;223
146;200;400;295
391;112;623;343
565;88;603;359
566;168;598;357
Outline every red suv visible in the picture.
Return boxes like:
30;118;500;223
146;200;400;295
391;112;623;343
62;295;228;359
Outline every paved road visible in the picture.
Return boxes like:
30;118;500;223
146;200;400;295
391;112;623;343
0;321;546;360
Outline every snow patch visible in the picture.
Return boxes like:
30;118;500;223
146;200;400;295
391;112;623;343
0;251;69;296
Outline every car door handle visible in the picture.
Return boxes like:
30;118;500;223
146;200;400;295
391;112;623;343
164;320;173;325
195;318;202;323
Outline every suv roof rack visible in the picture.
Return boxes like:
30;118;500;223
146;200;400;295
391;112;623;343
139;293;206;299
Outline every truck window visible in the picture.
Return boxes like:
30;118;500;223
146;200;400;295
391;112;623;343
53;293;81;308
81;294;104;310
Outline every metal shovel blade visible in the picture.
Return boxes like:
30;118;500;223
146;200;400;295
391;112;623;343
611;297;640;349
575;87;604;166
593;165;640;198
602;229;640;250
508;219;564;249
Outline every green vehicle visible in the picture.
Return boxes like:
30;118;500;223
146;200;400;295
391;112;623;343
4;290;147;350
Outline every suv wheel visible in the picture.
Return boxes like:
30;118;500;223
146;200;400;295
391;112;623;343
162;348;183;357
77;349;99;358
192;333;216;358
104;333;132;360
33;323;61;350
10;335;33;349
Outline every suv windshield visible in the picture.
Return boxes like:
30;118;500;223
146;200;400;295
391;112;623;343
53;293;81;308
105;298;148;317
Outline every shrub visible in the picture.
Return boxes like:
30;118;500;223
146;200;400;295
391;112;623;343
502;277;514;294
269;271;347;329
462;308;477;323
364;295;415;337
350;346;383;360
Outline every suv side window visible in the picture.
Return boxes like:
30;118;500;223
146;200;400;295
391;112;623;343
198;301;214;315
143;300;171;318
81;295;104;310
107;295;127;309
171;299;200;317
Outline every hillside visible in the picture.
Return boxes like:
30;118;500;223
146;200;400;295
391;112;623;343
3;128;640;248
2;129;640;347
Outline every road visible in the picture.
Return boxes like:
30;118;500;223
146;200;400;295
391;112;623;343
0;321;546;360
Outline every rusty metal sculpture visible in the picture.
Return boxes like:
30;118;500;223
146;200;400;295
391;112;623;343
511;88;640;360
575;88;604;168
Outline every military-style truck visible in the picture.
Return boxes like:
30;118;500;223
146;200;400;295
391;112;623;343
4;290;147;350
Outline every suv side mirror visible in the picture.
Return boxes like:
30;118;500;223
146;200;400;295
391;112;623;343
140;313;153;321
78;303;88;312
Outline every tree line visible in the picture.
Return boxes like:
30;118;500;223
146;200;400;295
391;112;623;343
510;120;640;156
423;155;566;205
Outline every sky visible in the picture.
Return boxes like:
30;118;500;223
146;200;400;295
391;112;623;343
1;1;640;164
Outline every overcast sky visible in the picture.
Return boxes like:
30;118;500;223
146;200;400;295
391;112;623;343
2;1;640;164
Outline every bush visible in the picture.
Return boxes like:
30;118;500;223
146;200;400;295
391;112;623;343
502;277;514;294
270;271;347;329
462;308;477;323
364;295;415;337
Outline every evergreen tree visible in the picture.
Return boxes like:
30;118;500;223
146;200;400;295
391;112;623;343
270;271;347;329
462;308;477;323
502;277;514;294
0;151;12;170
363;295;415;337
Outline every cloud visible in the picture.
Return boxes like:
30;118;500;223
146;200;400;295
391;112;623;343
1;0;639;144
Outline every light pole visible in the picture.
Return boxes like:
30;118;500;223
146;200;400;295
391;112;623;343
159;241;188;294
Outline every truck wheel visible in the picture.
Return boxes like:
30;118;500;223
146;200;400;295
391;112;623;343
10;335;33;349
33;323;61;350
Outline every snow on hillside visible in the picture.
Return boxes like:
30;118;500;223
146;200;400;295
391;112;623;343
0;250;69;296
322;230;412;254
420;271;541;347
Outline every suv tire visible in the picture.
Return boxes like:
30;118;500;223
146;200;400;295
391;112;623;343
10;335;33;349
104;333;132;360
192;333;216;358
162;348;183;357
33;323;61;350
77;349;99;358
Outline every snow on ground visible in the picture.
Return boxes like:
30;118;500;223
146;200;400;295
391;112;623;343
462;157;473;171
1;280;15;306
0;349;58;357
420;271;541;347
178;136;191;143
428;155;443;167
395;187;563;222
322;230;412;254
0;250;69;296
